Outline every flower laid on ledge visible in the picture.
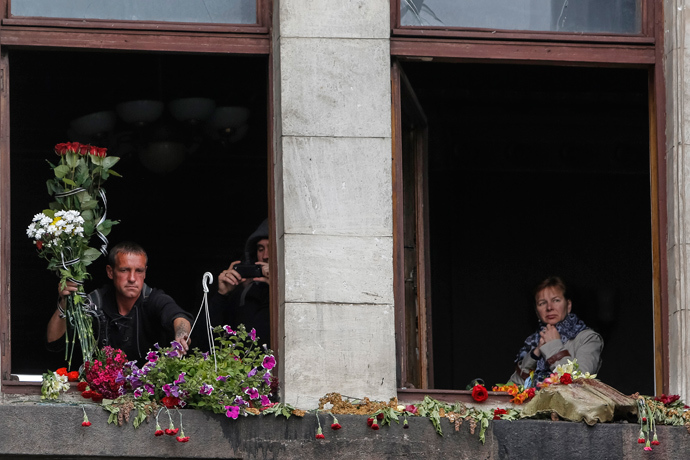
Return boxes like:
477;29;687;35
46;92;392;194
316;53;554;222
81;406;91;427
492;383;535;405
40;369;70;400
330;414;342;430
471;384;488;403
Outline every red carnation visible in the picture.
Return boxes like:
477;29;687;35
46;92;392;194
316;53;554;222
651;440;660;446
315;433;325;439
371;421;380;431
81;390;93;399
527;388;536;398
165;428;180;436
493;408;508;420
154;429;165;437
161;396;180;409
472;384;489;403
559;373;573;385
638;438;645;444
176;436;190;443
67;371;79;382
331;423;342;430
91;392;104;403
377;413;384;420
77;381;88;392
56;368;68;377
81;421;91;427
366;417;374;427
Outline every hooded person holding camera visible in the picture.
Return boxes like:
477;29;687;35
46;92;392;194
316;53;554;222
208;219;270;347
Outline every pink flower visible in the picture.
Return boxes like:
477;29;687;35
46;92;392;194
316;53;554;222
250;328;257;341
225;405;240;419
245;387;259;399
262;355;276;370
260;395;271;406
405;404;418;414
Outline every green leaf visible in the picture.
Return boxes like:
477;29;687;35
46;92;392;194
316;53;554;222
81;248;102;264
65;152;79;168
108;169;122;177
62;177;77;186
102;156;120;170
90;155;103;166
54;165;70;178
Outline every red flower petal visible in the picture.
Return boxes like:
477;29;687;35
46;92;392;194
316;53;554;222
331;423;342;430
154;430;165;437
176;436;190;443
81;421;91;427
315;433;325;439
366;418;373;427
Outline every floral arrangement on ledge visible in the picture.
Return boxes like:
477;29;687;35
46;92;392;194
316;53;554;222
42;355;689;450
27;142;120;367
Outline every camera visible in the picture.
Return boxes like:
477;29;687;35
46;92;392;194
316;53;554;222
233;263;263;279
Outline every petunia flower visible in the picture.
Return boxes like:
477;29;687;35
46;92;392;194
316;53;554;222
225;405;240;419
248;367;258;378
250;328;257;341
262;355;276;370
133;388;143;398
147;351;158;363
245;387;259;399
199;384;214;396
260;395;271;407
262;372;271;385
224;325;236;335
216;375;228;382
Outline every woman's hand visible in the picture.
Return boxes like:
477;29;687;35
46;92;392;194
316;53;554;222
539;324;561;344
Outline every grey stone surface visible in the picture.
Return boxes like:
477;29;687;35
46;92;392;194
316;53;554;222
1;404;689;459
283;234;394;305
282;302;396;408
282;136;392;236
278;37;391;138
279;0;390;39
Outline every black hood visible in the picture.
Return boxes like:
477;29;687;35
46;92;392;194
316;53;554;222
244;218;268;263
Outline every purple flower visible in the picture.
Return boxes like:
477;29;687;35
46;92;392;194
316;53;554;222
245;387;259;400
125;360;135;369
202;351;209;361
260;395;271;406
225;405;240;419
170;385;180;398
147;351;159;362
154;343;160;350
262;372;272;385
250;328;257;341
199;383;214;396
145;384;155;395
174;373;186;385
133;388;143;398
166;350;180;358
234;396;248;406
115;371;125;384
262;355;276;370
216;375;228;382
224;325;236;335
162;384;172;397
248;367;258;378
179;400;187;408
118;385;126;396
128;375;142;389
171;341;183;351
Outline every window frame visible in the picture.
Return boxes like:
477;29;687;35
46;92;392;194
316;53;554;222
391;0;655;43
0;0;276;394
391;0;668;399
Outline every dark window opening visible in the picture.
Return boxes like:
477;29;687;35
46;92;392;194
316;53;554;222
10;49;268;374
401;61;654;395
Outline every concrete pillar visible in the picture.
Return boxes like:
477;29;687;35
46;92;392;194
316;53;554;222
665;0;690;402
272;1;395;408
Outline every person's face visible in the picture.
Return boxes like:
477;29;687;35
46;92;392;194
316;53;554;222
535;286;572;325
256;238;269;263
106;252;147;300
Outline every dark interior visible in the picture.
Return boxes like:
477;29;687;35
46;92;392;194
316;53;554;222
10;49;268;373
402;61;655;395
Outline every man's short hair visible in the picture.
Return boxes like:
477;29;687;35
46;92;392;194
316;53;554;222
107;241;148;267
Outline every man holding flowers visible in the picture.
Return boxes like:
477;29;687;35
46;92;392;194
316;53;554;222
47;241;193;361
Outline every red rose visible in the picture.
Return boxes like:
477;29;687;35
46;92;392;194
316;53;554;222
559;373;573;385
67;371;79;382
54;143;69;155
472;384;489;402
68;142;81;154
97;147;108;158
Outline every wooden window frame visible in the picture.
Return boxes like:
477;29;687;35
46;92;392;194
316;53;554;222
391;0;668;401
0;0;276;394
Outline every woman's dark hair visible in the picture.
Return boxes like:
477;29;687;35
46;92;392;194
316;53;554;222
107;241;148;267
533;276;569;303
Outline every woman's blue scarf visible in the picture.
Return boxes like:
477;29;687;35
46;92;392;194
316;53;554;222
514;313;588;383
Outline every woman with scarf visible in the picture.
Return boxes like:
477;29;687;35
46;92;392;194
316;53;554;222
510;277;603;386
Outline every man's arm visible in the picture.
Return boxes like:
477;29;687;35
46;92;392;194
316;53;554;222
173;317;191;353
46;281;78;343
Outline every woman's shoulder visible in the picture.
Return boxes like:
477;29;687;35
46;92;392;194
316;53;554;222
574;327;604;345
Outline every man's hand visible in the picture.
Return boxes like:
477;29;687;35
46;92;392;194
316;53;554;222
173;317;191;354
218;261;244;295
253;262;269;284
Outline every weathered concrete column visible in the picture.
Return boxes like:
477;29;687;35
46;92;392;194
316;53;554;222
272;1;395;407
665;0;690;402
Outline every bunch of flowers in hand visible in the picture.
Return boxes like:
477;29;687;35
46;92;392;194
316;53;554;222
129;324;276;419
26;142;121;368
